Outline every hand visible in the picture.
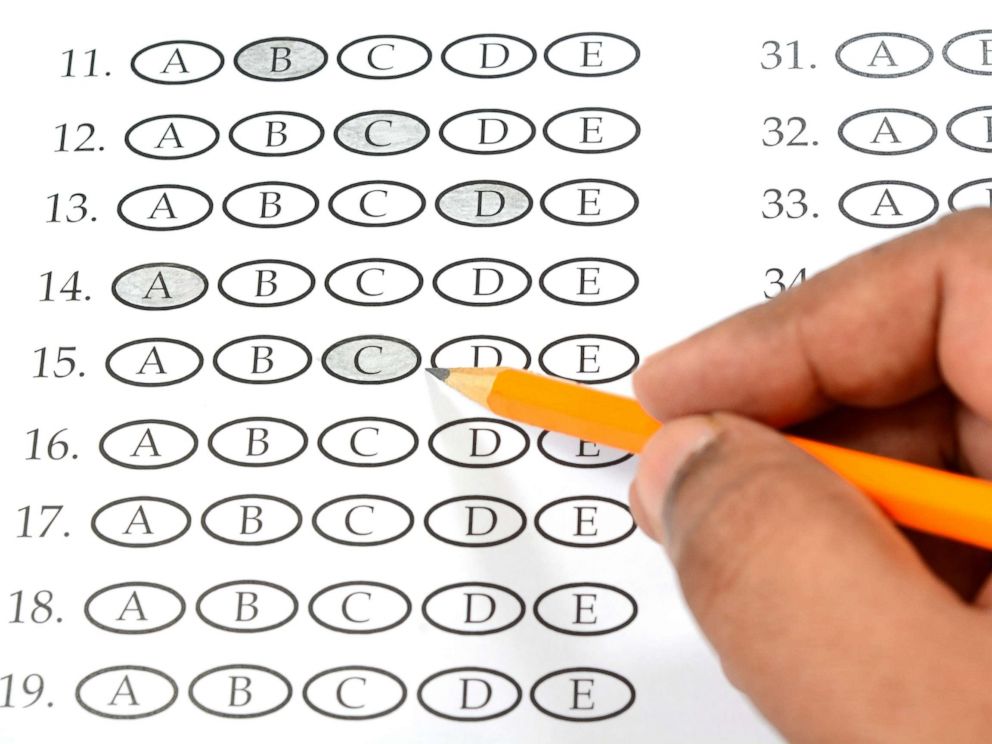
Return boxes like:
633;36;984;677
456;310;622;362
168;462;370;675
629;210;992;743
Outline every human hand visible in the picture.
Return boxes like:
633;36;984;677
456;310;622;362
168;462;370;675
629;211;992;743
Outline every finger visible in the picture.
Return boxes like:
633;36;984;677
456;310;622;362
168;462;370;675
633;210;992;428
631;413;992;742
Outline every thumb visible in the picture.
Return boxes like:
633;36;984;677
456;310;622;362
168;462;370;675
630;413;989;743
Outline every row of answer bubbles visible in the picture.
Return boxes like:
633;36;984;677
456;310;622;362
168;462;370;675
836;31;992;77
115;180;638;229
131;34;639;84
838;180;992;228
77;664;634;722
96;417;636;469
82;579;636;636
92;493;635;548
839;107;992;154
125;108;640;158
104;334;638;386
112;258;638;309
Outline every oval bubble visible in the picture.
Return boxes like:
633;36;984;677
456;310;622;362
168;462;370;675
337;35;432;79
229;111;324;156
424;496;526;547
539;334;639;384
329;180;425;226
326;259;423;306
131;40;224;84
836;32;933;77
213;335;312;384
309;581;411;633
436;180;532;226
223;181;318;228
544;33;640;76
947;106;992;152
539;257;638;305
100;420;198;469
535;496;635;547
318;417;418;467
838;180;938;228
208;417;307;466
418;667;521;720
125;115;219;159
943;30;992;74
113;263;208;310
84;582;186;634
218;259;315;307
433;258;532;306
439;109;535;154
76;666;178;719
196;580;298;632
838;109;937;155
189;665;292;718
313;495;413;546
534;583;637;635
537;430;634;468
335;110;429;155
442;34;536;78
530;668;634;721
235;37;328;81
429;418;529;468
118;185;213;231
541;179;638;226
422;583;524;635
91;497;191;548
106;338;203;387
201;494;302;546
431;335;530;370
322;335;420;384
543;107;640;153
949;178;992;212
304;666;406;719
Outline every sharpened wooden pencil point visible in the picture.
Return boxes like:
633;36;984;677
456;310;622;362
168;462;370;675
430;367;498;406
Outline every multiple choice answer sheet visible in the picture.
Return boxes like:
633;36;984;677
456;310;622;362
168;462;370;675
4;1;990;741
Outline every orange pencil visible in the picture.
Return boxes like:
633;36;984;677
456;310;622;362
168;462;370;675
428;366;992;551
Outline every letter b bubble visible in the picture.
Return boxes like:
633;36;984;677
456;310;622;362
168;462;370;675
235;38;328;81
189;665;292;718
196;580;298;633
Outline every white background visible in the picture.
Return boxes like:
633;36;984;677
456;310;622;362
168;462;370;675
4;0;989;741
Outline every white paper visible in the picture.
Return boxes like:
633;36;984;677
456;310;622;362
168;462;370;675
4;1;985;741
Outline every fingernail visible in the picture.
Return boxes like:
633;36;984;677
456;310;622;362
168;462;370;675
632;416;720;546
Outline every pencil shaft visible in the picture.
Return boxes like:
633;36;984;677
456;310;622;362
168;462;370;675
487;369;659;452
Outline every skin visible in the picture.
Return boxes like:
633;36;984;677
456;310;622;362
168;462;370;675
628;210;992;743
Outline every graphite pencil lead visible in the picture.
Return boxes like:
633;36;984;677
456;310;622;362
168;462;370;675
426;367;451;382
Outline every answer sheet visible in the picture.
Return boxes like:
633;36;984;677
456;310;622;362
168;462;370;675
4;1;987;741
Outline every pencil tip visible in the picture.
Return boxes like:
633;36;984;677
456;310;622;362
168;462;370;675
426;367;450;382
